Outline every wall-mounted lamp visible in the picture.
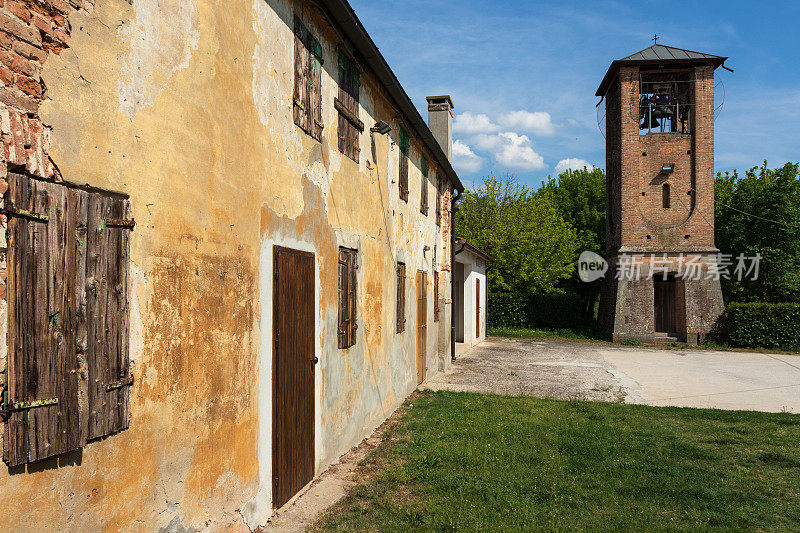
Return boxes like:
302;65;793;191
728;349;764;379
423;245;431;256
662;163;675;174
370;121;392;135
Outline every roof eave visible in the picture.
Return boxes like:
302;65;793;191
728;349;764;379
595;56;729;97
320;0;464;192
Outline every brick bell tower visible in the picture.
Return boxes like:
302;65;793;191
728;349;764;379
597;44;728;345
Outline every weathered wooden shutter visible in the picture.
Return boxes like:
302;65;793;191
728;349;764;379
347;251;357;347
337;249;348;348
84;193;132;440
4;175;80;466
433;272;439;322
337;248;358;349
420;157;429;215
3;173;132;467
396;263;406;333
398;129;409;202
293;15;324;142
336;53;364;163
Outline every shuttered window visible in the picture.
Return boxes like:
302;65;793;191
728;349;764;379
420;157;429;215
293;15;324;142
396;262;406;333
3;173;133;467
433;271;440;322
398;128;409;202
435;175;442;227
336;52;364;163
337;247;358;349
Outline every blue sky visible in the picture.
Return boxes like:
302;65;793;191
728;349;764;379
348;0;800;189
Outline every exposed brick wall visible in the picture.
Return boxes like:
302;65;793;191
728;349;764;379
0;0;92;455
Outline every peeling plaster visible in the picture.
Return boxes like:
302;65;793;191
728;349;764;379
118;0;200;120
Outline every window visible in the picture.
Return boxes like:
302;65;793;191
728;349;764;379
337;247;358;349
396;262;406;333
662;183;671;208
293;15;324;142
436;175;442;226
3;173;133;467
420;157;429;215
433;271;440;322
336;52;364;162
398;128;409;202
639;71;692;135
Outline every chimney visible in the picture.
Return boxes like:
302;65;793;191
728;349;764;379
426;95;454;162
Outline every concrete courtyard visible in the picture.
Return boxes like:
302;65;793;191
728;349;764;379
427;337;800;413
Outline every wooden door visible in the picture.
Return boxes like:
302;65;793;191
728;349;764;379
273;246;315;509
416;271;427;385
476;278;481;339
654;277;676;334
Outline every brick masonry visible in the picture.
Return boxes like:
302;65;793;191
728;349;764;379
599;62;725;344
0;0;96;455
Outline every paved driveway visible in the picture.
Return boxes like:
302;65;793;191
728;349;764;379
425;337;800;413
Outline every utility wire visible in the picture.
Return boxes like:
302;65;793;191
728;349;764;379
718;203;800;228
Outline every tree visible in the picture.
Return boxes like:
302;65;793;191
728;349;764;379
715;162;800;303
538;167;607;316
456;173;579;294
538;167;606;254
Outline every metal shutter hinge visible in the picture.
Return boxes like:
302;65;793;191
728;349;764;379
106;376;134;392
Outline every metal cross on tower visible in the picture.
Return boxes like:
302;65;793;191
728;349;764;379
652;34;660;44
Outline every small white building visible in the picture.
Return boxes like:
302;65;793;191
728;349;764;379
453;238;492;351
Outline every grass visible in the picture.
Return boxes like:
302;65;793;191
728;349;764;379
312;391;800;532
489;325;607;342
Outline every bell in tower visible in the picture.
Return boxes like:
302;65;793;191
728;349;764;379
595;43;729;345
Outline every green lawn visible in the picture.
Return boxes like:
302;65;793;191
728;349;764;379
312;391;800;532
489;325;607;342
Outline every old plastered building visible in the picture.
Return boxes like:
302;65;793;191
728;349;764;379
0;0;463;530
597;44;728;345
453;237;490;351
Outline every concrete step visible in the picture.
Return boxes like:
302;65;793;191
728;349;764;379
654;334;679;344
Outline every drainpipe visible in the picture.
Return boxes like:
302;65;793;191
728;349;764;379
450;190;465;362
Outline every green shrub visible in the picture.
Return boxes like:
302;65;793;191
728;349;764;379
488;293;585;329
726;302;800;349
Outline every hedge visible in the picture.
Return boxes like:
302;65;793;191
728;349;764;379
726;302;800;349
488;293;585;330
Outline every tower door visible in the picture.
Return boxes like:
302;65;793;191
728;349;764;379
416;271;427;386
273;246;315;509
654;277;677;334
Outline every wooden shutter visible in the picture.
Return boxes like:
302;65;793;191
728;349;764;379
433;272;439;322
3;173;132;467
85;193;132;440
336;53;364;163
337;248;358;349
396;263;406;333
398;129;409;202
293;15;323;142
420;157;429;215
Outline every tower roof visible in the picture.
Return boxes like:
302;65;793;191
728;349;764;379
596;44;728;96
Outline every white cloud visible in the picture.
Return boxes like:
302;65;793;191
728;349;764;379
453;112;500;135
493;132;546;171
554;158;595;174
452;140;484;174
499;110;556;136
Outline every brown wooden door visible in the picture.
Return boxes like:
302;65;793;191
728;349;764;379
476;278;481;339
273;246;315;509
416;271;427;385
654;277;676;334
